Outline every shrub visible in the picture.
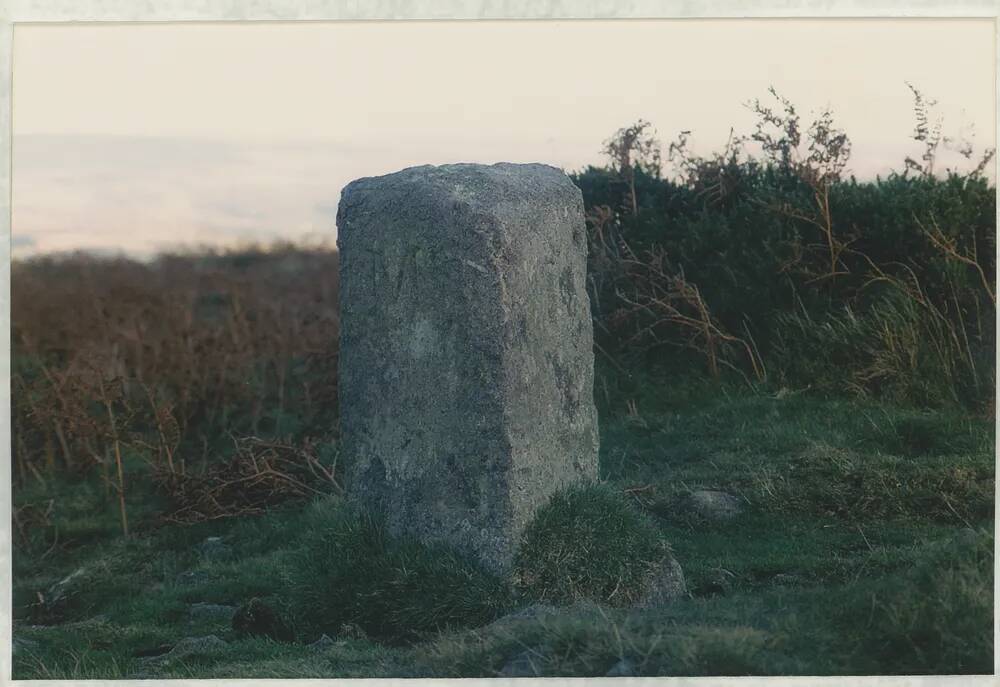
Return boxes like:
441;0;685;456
513;484;670;605
574;88;995;412
283;499;512;643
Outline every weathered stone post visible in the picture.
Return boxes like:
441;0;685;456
336;162;599;573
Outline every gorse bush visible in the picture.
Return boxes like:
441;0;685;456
513;484;670;606
578;86;995;411
283;499;512;644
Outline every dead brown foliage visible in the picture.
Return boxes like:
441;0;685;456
13;243;342;529
156;436;343;524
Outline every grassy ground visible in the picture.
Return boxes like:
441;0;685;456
11;378;995;678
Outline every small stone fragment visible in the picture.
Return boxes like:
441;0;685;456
684;490;744;520
636;555;687;608
197;537;231;560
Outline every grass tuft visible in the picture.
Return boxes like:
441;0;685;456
834;527;994;674
282;498;513;643
513;484;670;606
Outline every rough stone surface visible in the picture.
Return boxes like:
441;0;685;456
636;555;688;608
337;162;599;573
684;490;744;521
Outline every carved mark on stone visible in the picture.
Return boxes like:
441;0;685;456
548;353;581;417
461;259;489;275
559;266;577;314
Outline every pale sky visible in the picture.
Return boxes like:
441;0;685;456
12;19;996;258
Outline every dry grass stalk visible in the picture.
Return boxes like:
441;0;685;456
614;244;764;383
156;436;342;525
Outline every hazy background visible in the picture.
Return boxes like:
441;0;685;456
12;19;996;259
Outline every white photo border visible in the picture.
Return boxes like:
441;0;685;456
1;1;997;685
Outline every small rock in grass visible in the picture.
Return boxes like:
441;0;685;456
197;537;232;560
232;598;294;642
499;649;543;677
44;567;88;609
308;634;337;650
177;570;212;586
606;657;637;677
635;555;688;608
188;602;237;622
684;490;744;521
338;622;369;641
